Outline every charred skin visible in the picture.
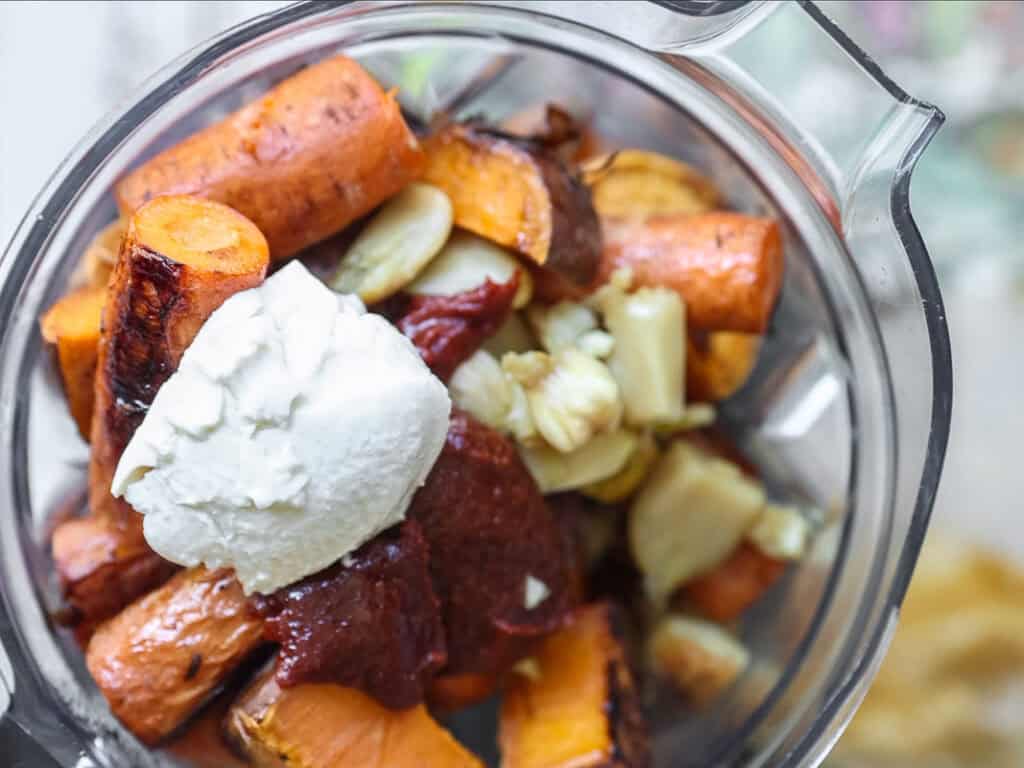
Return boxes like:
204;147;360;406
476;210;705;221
422;122;601;292
252;521;446;709
410;409;575;677
116;55;425;260
53;196;269;632
499;603;651;768
86;567;266;745
225;670;484;768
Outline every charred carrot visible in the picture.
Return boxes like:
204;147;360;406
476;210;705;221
680;542;786;623
116;56;425;260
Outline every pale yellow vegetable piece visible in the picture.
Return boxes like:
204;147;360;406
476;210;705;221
581;431;658;504
407;229;533;308
505;378;541;447
648;614;749;705
448;350;513;432
652;403;717;436
576;330;615;359
604;286;686;426
630;441;765;602
520;429;638;494
581;149;720;218
331;183;453;302
483;312;537;358
525;301;597;353
504;348;622;454
747;503;812;561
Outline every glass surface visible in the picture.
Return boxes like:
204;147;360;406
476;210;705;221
0;2;950;767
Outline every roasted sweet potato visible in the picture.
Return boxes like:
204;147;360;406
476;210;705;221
86;567;266;745
226;671;484;768
252;522;446;709
89;195;268;527
582;149;720;219
679;542;786;623
410;410;574;677
422;122;601;291
686;331;761;402
40;284;106;439
428;672;501;713
499;603;649;768
116;56;424;260
599;212;784;334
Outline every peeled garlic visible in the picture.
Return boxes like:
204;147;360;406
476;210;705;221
448;351;512;431
408;229;533;308
520;429;639;494
504;348;622;454
526;301;597;352
604;286;686;426
648;615;749;705
747;503;812;561
331;183;452;302
630;441;765;602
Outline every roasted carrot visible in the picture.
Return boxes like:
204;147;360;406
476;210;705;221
680;542;786;623
599;212;784;334
86;567;265;745
53;196;268;631
116;56;424;260
422;122;601;291
40;284;107;440
499;603;649;768
686;331;762;402
226;670;484;768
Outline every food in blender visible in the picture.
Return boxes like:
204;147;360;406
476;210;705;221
38;52;812;766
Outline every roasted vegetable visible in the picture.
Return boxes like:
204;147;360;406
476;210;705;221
330;182;452;302
526;300;598;353
383;276;519;382
40;284;106;439
648;615;749;705
629;441;765;602
680;543;786;623
116;55;424;259
502;348;622;454
410;410;573;676
582;149;719;219
252;522;445;709
226;671;483;768
69;217;124;290
686;331;761;402
602;286;686;426
581;431;659;504
422;122;601;291
600;213;784;334
86;567;265;744
519;430;639;495
499;603;650;768
409;229;534;309
428;672;501;713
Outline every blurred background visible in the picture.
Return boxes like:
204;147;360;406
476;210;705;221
1;2;1022;766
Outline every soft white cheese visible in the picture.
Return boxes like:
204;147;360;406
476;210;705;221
111;261;451;594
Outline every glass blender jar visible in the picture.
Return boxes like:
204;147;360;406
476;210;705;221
0;2;951;766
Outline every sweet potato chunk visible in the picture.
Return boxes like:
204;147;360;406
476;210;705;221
116;55;424;259
226;671;483;768
686;331;761;402
422;122;601;290
500;603;650;768
410;410;574;677
600;213;783;334
252;522;446;709
86;567;265;745
40;285;106;439
679;542;786;623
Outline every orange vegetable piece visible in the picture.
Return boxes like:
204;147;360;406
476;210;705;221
428;672;500;713
686;331;762;402
500;603;649;768
681;542;786;623
40;285;106;440
227;671;484;768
